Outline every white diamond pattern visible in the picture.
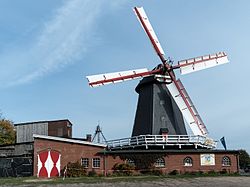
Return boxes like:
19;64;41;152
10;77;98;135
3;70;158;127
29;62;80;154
44;151;53;178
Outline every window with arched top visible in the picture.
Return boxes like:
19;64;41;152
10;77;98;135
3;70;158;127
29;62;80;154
222;156;231;166
154;158;165;167
126;159;135;166
183;157;193;166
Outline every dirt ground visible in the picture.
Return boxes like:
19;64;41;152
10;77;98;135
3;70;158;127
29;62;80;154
3;176;250;187
57;177;249;187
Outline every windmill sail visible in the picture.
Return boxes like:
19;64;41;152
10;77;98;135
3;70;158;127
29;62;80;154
134;7;166;63
86;68;158;87
167;79;208;136
176;52;229;75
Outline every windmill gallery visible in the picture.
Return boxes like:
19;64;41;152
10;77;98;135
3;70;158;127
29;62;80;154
0;7;238;177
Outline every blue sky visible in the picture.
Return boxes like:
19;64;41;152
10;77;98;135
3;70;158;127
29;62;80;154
0;0;249;152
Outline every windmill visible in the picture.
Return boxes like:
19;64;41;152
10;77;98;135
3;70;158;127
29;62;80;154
86;7;229;139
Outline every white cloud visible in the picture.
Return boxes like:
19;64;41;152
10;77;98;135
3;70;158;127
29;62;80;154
0;0;121;87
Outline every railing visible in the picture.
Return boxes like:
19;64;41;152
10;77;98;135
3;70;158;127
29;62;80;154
106;135;217;149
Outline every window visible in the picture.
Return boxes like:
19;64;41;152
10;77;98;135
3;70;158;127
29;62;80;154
222;156;231;166
81;158;89;168
126;159;135;166
92;158;101;168
154;158;165;167
183;157;193;166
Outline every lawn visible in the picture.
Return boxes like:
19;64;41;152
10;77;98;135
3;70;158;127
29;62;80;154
0;173;242;186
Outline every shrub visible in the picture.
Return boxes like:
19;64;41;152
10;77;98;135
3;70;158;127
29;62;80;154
88;170;97;177
219;169;228;174
198;170;204;175
98;173;104;177
151;169;163;176
140;169;152;175
63;161;86;177
184;171;199;175
168;170;179;175
207;170;217;175
183;171;205;176
112;163;135;176
139;169;163;176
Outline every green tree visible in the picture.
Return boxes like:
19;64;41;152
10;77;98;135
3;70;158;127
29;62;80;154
0;117;16;145
239;149;250;169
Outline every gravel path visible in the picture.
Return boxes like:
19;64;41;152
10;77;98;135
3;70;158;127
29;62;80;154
3;176;249;187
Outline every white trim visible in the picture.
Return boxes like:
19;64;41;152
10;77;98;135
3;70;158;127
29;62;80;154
154;158;165;168
81;158;89;168
92;158;101;168
222;156;231;166
33;134;106;148
183;157;193;167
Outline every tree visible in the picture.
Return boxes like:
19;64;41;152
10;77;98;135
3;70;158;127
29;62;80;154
239;149;250;169
0;117;16;145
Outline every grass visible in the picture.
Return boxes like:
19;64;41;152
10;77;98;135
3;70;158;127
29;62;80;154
0;173;242;186
0;176;162;186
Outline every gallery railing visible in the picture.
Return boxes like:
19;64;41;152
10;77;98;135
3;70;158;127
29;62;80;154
106;135;217;149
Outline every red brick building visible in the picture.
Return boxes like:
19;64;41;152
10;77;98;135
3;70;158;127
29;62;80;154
33;134;239;177
33;135;106;176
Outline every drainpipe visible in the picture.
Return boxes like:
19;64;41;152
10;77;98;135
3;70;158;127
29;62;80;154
104;150;107;176
236;153;240;173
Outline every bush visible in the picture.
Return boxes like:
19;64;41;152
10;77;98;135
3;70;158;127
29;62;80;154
207;170;217;175
63;161;86;177
219;169;228;174
140;169;152;175
140;169;163;176
168;170;179;175
151;169;163;176
183;171;209;176
112;163;135;176
88;170;97;177
184;171;199;176
98;173;104;177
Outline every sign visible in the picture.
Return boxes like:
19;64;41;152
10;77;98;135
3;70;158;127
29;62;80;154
200;154;215;166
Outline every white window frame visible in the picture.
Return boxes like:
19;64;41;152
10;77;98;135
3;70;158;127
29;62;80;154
81;158;89;168
92;158;101;168
183;157;193;167
154;158;165;168
222;156;231;166
126;159;135;166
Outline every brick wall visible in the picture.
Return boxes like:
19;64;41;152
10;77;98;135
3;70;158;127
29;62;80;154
48;121;72;138
162;152;238;174
33;138;238;177
33;138;105;176
104;151;239;174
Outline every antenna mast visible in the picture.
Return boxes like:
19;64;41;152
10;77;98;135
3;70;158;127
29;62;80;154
92;122;107;144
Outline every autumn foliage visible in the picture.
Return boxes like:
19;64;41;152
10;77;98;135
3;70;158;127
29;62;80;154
0;118;16;145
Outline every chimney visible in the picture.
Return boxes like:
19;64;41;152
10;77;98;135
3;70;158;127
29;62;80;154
86;134;92;142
